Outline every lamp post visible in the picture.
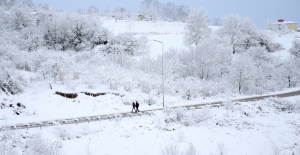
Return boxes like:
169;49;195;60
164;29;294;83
153;40;164;108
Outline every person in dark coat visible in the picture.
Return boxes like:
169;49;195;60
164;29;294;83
132;102;136;112
135;101;140;112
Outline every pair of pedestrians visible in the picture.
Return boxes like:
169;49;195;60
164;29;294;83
131;101;140;113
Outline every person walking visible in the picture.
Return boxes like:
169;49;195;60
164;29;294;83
135;101;140;112
132;102;136;112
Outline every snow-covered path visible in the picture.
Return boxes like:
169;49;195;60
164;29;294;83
3;89;300;131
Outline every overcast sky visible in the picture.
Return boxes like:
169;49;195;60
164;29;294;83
31;0;299;28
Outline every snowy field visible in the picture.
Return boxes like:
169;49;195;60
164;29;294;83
1;17;300;154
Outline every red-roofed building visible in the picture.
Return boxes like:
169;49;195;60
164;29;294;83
277;19;298;32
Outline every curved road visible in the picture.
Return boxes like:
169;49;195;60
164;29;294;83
2;89;300;131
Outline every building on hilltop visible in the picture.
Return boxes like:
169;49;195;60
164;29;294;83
277;19;298;32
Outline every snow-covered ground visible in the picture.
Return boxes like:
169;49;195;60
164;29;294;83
271;32;300;59
2;96;300;155
1;18;300;154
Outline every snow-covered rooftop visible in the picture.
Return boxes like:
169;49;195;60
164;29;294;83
283;21;297;24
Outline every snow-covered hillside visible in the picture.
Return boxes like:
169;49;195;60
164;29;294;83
1;16;299;123
1;3;300;155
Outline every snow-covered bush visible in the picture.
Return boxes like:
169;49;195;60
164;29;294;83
140;81;151;94
184;143;197;155
145;94;157;106
154;113;165;129
24;133;62;155
160;107;193;126
161;143;182;155
55;125;76;140
107;77;120;90
265;97;300;113
199;80;220;97
174;107;187;122
122;75;136;92
164;113;177;124
19;27;43;52
0;127;20;155
0;147;18;155
0;69;26;94
216;142;228;155
177;130;185;142
161;143;198;155
223;99;235;111
236;30;283;53
178;77;200;100
138;74;160;94
193;106;211;123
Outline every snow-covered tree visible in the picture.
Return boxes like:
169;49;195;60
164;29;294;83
19;26;43;52
175;5;189;22
289;39;300;58
87;5;99;14
0;0;7;6
140;0;189;21
140;0;160;19
4;5;33;31
184;7;211;48
227;53;255;94
252;30;283;52
106;32;139;55
280;58;300;88
212;18;221;26
218;14;258;54
246;47;279;94
178;37;231;80
138;35;150;53
42;13;109;51
42;15;72;51
194;38;221;80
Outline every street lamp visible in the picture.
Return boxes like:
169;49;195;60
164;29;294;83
153;40;164;108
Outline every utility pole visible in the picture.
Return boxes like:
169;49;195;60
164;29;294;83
153;40;164;108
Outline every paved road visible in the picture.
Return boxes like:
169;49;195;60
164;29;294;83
2;89;300;131
237;90;300;102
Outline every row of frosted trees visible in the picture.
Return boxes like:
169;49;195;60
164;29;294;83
1;2;300;100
